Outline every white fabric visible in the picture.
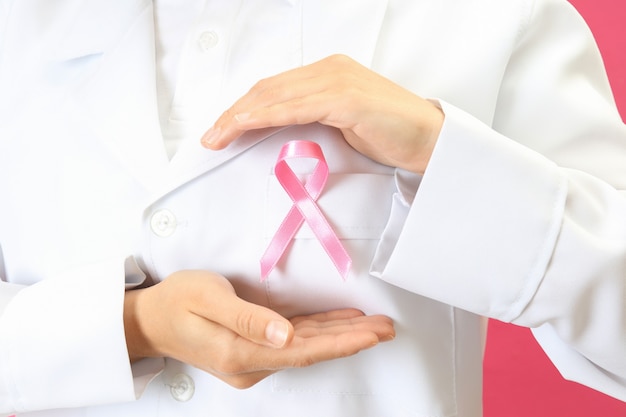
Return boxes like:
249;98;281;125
153;0;205;158
0;0;625;416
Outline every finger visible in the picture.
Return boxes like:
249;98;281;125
235;89;359;130
267;329;383;369
289;308;367;325
293;314;395;341
201;90;353;150
201;84;329;150
222;327;383;374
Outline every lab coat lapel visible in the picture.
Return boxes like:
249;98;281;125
159;126;289;198
65;1;168;192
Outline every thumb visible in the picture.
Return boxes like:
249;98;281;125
231;300;294;348
201;278;294;348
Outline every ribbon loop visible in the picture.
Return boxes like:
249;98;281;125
260;140;352;281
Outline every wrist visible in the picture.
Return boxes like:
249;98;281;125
123;288;158;362
410;100;444;174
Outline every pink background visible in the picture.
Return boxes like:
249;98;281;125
483;1;626;415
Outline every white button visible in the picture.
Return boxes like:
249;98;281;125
169;373;195;402
198;30;219;51
150;209;177;237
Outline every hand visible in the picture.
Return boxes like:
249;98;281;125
124;270;395;388
201;54;444;174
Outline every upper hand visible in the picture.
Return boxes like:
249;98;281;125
201;54;444;174
124;270;395;388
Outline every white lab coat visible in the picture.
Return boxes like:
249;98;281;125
0;0;625;416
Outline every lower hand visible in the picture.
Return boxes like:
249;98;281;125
124;270;395;388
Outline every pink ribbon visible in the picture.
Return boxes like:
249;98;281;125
260;140;352;281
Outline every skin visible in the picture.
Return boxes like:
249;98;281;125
125;54;442;390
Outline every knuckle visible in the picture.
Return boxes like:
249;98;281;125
250;77;284;102
326;53;351;65
250;77;272;95
302;356;316;367
292;354;316;369
235;309;257;338
222;107;236;120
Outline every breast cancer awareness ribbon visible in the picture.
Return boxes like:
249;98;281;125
260;140;352;281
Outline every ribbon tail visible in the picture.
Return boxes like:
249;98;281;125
321;237;352;280
260;206;304;281
296;195;352;280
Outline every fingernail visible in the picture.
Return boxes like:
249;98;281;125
382;333;396;342
265;320;289;348
201;127;221;147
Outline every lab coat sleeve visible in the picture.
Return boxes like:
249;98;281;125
371;0;626;401
0;257;163;414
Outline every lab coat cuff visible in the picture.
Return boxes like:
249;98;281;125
0;257;138;413
370;169;421;276
372;101;566;320
130;357;165;399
